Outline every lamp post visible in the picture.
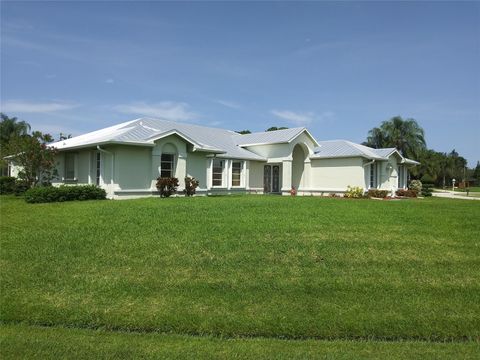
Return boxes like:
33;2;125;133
452;178;456;191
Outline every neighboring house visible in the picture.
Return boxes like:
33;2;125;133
8;118;419;199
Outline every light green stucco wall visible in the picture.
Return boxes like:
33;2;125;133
186;152;207;190
309;157;365;191
115;146;151;190
378;155;401;192
248;161;265;190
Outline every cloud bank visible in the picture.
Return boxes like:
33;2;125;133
113;101;197;122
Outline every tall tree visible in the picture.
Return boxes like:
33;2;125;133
365;116;426;159
6;131;58;187
473;161;480;183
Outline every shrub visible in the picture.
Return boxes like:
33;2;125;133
409;179;422;193
13;180;30;196
420;174;435;184
396;189;417;198
344;185;364;198
421;183;433;197
156;177;179;198
184;177;199;196
0;176;16;194
367;189;389;198
24;185;107;203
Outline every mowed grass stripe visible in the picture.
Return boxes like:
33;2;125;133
1;196;479;341
1;323;479;360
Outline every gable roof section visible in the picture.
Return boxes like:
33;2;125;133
312;140;419;164
312;140;386;160
49;118;266;160
232;127;319;147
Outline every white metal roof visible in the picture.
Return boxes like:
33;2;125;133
312;140;384;159
311;140;417;163
232;127;318;147
49;118;268;160
49;118;418;164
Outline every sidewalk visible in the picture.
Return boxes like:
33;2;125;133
432;190;480;201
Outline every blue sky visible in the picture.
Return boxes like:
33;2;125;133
1;1;479;165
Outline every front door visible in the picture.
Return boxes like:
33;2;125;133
264;165;280;193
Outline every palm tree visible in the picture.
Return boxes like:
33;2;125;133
0;113;31;175
365;116;426;159
0;113;31;152
364;127;388;148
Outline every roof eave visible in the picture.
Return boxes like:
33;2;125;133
207;154;267;161
239;141;289;147
54;140;155;151
310;154;382;160
403;158;420;165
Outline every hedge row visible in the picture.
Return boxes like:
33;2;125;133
0;176;29;195
396;189;418;198
367;189;389;198
24;185;107;203
0;176;16;194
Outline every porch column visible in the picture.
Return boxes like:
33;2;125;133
151;151;161;190
176;153;187;190
226;159;232;190
244;161;249;190
206;158;213;190
303;159;311;191
281;159;292;194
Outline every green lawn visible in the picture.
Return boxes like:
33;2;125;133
1;195;479;358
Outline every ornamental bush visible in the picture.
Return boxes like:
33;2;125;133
24;185;107;203
184;177;199;196
409;179;422;193
396;189;417;198
367;189;389;198
344;185;364;198
0;176;16;194
156;177;179;198
421;183;433;197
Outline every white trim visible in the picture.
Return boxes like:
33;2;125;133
231;160;244;188
211;158;225;188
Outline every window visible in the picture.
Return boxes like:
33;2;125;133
369;163;377;188
212;159;224;186
232;161;242;187
160;153;174;178
65;153;76;180
95;152;101;185
398;165;404;188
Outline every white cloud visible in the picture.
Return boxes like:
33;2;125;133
270;109;315;126
113;101;197;121
105;78;114;84
1;100;78;113
270;109;335;126
214;99;241;109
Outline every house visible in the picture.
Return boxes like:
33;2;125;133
17;118;419;199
